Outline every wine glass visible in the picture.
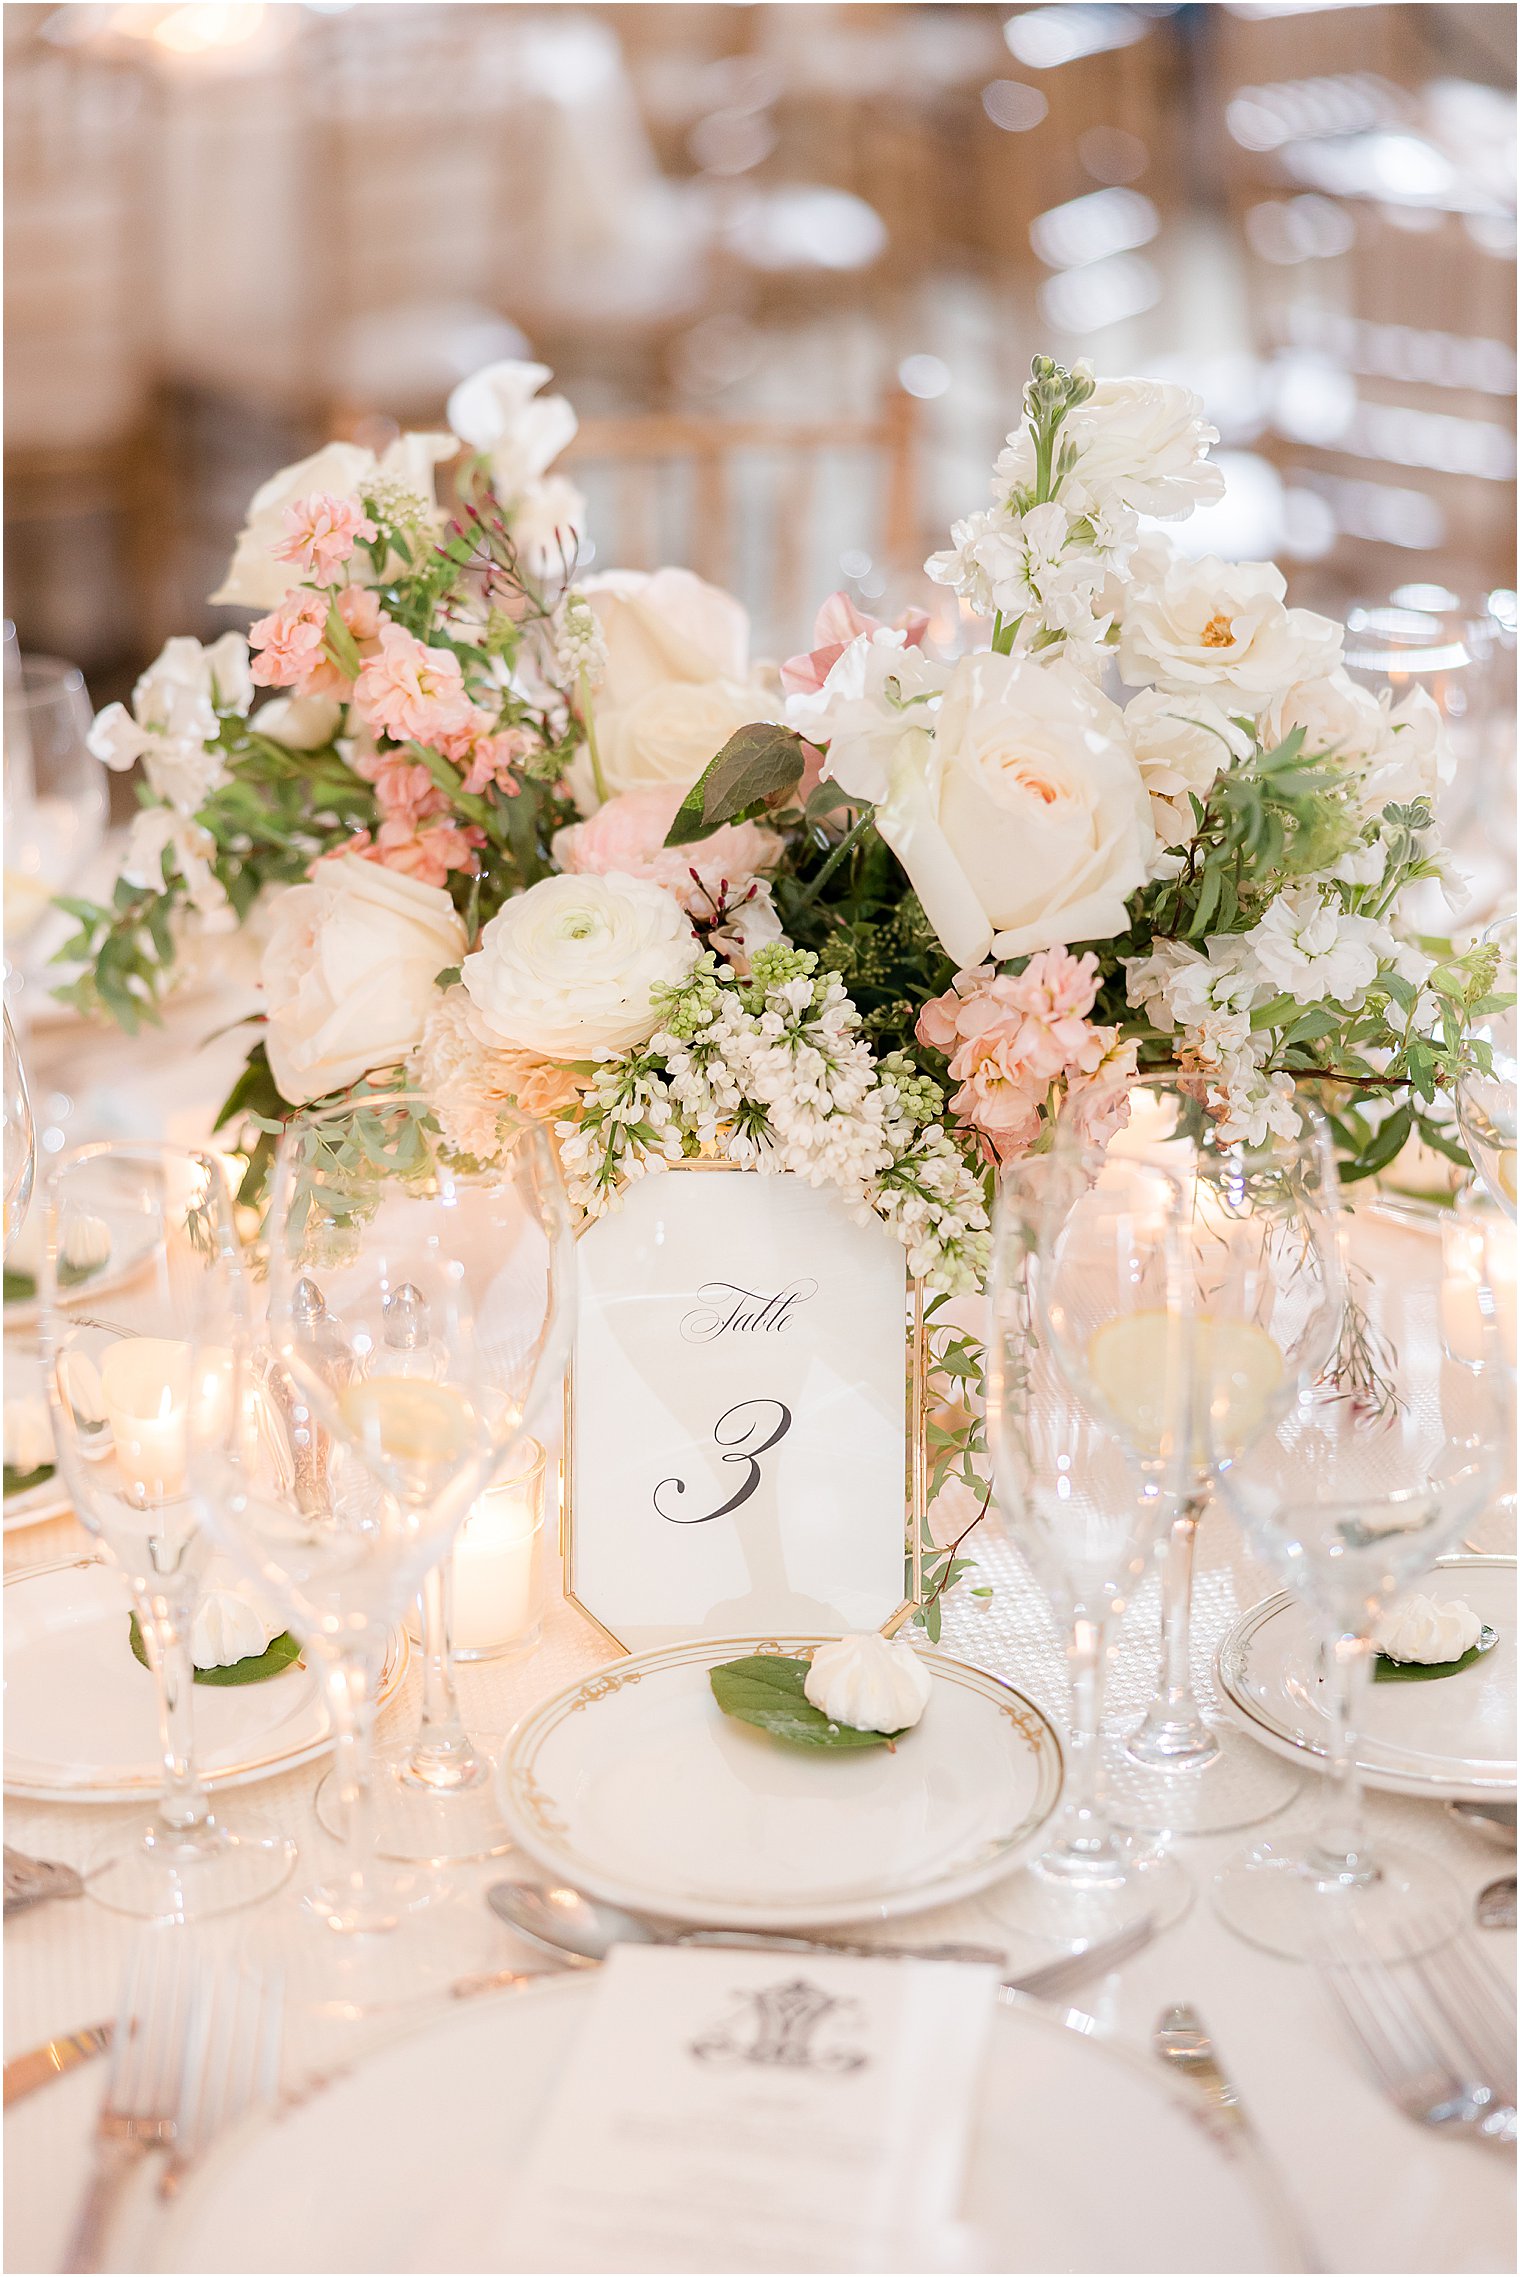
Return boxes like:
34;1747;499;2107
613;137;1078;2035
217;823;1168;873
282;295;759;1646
1446;1189;1516;1554
189;1090;572;1994
3;1003;34;1252
1456;913;1516;1220
1055;1081;1345;1836
39;1143;297;1919
1211;1216;1505;1959
984;1152;1193;1946
3;647;108;1008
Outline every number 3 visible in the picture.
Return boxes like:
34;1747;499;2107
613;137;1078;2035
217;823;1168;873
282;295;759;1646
654;1398;793;1525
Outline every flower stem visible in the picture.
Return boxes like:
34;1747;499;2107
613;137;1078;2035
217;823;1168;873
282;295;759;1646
793;804;876;909
579;670;608;804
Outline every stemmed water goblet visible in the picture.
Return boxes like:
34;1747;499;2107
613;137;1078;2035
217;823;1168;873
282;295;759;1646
39;1142;297;1919
984;1152;1193;1946
188;1090;572;2000
4;1002;33;1251
1210;1220;1505;1958
1053;1081;1345;1836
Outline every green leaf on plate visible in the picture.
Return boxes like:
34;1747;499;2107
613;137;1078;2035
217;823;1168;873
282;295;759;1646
3;1461;55;1498
1373;1628;1497;1683
5;1257;95;1305
708;1655;905;1749
128;1613;303;1687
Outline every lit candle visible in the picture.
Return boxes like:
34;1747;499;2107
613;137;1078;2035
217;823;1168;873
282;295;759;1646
451;1439;546;1658
1442;1220;1517;1370
99;1337;232;1501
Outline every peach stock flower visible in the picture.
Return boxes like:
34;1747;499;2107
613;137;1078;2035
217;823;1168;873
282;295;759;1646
780;590;932;697
916;947;1133;1162
249;591;329;688
273;493;378;582
353;623;477;748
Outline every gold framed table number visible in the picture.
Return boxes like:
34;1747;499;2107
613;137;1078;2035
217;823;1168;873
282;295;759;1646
562;1163;927;1653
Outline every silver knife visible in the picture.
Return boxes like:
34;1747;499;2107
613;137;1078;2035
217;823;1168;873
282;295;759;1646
3;2023;113;2108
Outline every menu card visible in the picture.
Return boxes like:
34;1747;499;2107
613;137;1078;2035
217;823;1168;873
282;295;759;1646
500;1944;999;2273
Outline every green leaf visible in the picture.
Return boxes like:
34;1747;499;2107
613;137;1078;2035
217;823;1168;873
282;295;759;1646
1339;1103;1412;1184
708;1654;905;1749
1374;1630;1496;1683
128;1613;303;1687
3;1267;35;1304
665;724;807;848
3;1462;54;1497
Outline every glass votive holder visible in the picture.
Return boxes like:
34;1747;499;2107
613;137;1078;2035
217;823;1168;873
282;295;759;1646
450;1437;547;1661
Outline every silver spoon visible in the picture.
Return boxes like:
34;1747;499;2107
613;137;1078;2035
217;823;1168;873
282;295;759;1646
1447;1798;1517;1847
1477;1875;1517;1930
485;1880;1002;1967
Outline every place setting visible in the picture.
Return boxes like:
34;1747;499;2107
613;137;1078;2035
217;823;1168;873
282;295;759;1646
4;224;1518;2274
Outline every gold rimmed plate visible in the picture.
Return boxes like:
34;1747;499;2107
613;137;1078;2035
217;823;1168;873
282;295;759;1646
3;1557;410;1801
496;1634;1064;1930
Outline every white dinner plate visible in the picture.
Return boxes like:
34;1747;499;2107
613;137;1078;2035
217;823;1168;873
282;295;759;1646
150;1974;1305;2274
2;1558;410;1800
496;1635;1064;1930
1217;1556;1516;1802
3;1207;160;1330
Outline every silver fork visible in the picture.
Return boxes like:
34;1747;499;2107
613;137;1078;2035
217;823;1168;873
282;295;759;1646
1319;1925;1517;2149
63;1928;196;2272
162;1953;283;2194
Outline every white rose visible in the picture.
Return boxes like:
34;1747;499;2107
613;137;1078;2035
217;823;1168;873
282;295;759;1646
873;651;1156;968
1123;686;1252;848
1261;668;1390;768
446;359;578;500
212;434;456;611
251;693;345;751
462;872;699;1060
1119;556;1342;701
261;855;467;1105
572;568;779;807
1363;685;1454;814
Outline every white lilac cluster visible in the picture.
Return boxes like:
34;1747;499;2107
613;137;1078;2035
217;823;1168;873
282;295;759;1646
558;950;989;1294
86;634;253;926
925;367;1224;670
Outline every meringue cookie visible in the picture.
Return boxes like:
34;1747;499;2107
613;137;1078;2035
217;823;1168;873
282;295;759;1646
804;1633;933;1733
191;1584;278;1671
4;1395;53;1475
62;1214;111;1274
1372;1592;1483;1666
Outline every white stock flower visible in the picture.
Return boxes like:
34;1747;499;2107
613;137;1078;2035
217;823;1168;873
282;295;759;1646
1246;886;1387;1006
790;628;947;804
1119;556;1342;702
873;651;1155;967
571;568;779;807
462;871;699;1060
446;359;577;500
261;855;467;1105
995;379;1224;522
212;434;456;610
1123;686;1252;848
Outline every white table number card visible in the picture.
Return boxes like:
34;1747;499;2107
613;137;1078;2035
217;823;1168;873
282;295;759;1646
566;1167;920;1650
501;1945;998;2274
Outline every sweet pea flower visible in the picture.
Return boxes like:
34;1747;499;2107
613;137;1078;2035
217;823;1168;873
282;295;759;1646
353;623;477;748
780;591;932;697
273;493;378;582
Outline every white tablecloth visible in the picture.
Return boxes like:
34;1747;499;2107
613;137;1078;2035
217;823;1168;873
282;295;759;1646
5;995;1515;2276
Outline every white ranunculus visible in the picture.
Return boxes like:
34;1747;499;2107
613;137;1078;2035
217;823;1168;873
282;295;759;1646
1123;686;1252;848
462;871;700;1061
572;568;779;807
261;855;467;1105
791;629;947;805
446;360;578;500
250;693;345;750
873;651;1156;968
1119;556;1342;702
211;434;456;611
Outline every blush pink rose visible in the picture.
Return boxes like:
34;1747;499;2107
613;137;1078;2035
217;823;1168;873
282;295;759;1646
552;783;781;917
780;591;932;697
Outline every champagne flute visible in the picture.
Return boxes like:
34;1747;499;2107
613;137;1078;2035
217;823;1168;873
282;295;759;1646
1052;1081;1344;1835
39;1143;296;1919
1456;913;1516;1220
985;1153;1193;1945
1211;1217;1505;1958
3;1003;33;1252
190;1090;571;1994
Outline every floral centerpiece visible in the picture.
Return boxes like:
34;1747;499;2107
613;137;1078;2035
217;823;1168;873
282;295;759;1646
58;353;1509;1620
